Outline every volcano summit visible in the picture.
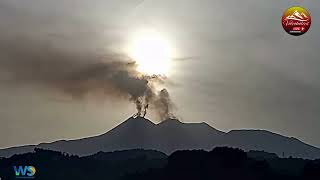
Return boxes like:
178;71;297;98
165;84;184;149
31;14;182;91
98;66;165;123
1;117;320;159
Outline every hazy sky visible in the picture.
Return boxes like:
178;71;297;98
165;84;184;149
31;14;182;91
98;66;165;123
1;0;320;149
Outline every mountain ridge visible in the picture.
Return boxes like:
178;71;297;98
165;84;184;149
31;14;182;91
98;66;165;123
1;116;320;159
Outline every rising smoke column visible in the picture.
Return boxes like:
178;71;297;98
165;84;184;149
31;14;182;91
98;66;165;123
0;0;176;121
154;89;176;120
0;37;175;120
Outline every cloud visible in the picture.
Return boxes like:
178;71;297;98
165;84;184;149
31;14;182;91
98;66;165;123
0;0;175;121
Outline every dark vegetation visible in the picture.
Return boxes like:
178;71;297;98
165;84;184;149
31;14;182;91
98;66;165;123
0;148;166;180
0;147;319;180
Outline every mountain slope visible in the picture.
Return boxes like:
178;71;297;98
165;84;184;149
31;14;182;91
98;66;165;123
154;119;225;153
222;130;320;159
0;117;320;159
36;117;225;155
38;117;158;155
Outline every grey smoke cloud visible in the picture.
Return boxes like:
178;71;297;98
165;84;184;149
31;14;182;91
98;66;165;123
0;0;176;121
0;34;175;121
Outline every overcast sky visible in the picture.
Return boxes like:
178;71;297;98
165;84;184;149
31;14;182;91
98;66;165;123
1;0;320;149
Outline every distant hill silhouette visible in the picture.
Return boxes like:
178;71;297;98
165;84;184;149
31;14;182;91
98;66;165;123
1;117;320;159
221;130;320;159
0;148;167;180
247;150;279;160
1;147;319;180
122;147;320;180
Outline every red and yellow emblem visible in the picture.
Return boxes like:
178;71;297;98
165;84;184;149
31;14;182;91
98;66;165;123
282;6;311;36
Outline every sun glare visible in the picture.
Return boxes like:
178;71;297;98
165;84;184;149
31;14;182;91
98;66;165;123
128;29;172;76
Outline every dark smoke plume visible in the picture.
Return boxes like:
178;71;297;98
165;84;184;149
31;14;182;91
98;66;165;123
0;36;175;120
0;0;176;120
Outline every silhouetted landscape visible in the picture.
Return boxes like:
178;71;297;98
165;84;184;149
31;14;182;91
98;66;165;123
1;117;320;159
1;117;320;179
0;147;320;179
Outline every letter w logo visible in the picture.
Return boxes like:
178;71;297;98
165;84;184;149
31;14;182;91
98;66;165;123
13;166;27;176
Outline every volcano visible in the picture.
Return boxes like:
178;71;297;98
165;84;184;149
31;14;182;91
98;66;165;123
1;117;320;159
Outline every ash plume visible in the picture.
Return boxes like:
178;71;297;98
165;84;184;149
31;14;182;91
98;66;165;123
154;89;176;120
0;36;175;121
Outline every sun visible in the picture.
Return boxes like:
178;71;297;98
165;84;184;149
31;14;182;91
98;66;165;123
128;29;173;76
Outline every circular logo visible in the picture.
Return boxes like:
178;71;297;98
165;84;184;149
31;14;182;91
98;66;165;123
29;166;36;176
282;6;311;36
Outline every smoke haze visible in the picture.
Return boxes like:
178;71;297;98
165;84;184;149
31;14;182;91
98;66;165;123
0;33;175;121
